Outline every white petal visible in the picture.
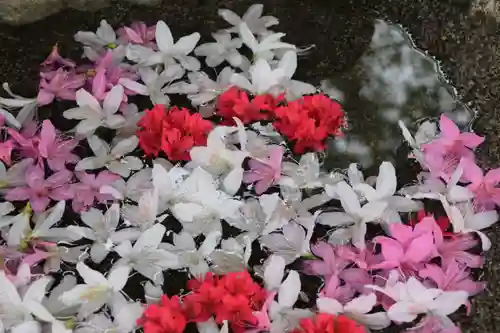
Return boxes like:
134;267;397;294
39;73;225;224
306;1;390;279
317;297;343;314
103;85;124;116
77;262;108;286
134;224;166;252
431;291;469;316
263;255;286;291
107;265;131;291
155;20;174;52
278;270;301;307
174;33;201;54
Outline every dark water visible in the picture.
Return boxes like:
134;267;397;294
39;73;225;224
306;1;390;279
324;20;475;170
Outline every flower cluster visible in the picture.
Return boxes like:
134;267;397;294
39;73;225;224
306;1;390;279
0;3;496;333
137;104;213;160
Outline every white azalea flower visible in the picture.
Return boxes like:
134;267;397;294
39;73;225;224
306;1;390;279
6;201;79;248
0;159;32;190
114;224;179;284
367;277;468;325
74;19;119;50
121;187;160;232
317;293;391;330
75;135;142;178
209;236;252;275
152;163;189;212
195;31;245;68
260;221;314;264
226;193;294;240
116;103;144;139
171;167;243;236
134;20;201;71
60;262;130;319
401;163;473;204
230;54;297;95
119;64;185;106
440;195;498;251
218;4;279;35
350;161;422;224
167;67;235;111
63;86;126;137
74;295;143;333
318;181;387;248
160;230;221;279
266;269;313;333
0;83;37;129
67;204;141;264
189;126;248;195
104;167;153;202
238;22;295;61
0;272;68;333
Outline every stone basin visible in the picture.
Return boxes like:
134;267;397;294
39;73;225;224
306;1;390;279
0;0;499;332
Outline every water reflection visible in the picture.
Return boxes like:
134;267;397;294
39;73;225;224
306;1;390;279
323;20;474;170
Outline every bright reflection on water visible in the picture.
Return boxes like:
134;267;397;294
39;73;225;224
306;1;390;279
323;20;475;170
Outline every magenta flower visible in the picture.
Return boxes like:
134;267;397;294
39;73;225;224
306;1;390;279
0;139;14;166
420;262;486;296
71;170;120;212
37;68;86;106
7;127;39;160
243;145;284;194
38;120;80;171
371;222;436;274
41;44;76;71
302;242;351;282
417;216;484;268
462;158;500;210
5;164;73;212
422;114;484;181
117;21;157;48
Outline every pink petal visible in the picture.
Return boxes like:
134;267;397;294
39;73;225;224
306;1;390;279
254;177;273;195
459;132;485;149
484;168;500;186
30;195;51;213
26;164;45;189
419;264;445;288
462;158;484;185
38;120;56;158
45;169;72;188
387;223;414;245
91;68;107;99
5;187;31;201
439;114;460;139
243;170;264;183
123;26;144;43
75;171;95;185
403;232;435;263
95;170;120;185
36;89;55;106
374;236;404;263
50;185;74;200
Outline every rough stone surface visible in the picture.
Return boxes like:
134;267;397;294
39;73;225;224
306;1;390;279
0;0;160;25
0;0;499;331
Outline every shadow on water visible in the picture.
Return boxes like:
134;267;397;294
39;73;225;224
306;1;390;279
323;19;476;172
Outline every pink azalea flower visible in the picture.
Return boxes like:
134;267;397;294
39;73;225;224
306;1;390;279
71;170;120;212
41;44;76;70
0;139;14;165
371;222;436;274
37;68;86;106
243;145;284;194
420;262;486;296
319;274;356;304
38;120;80;171
462;158;500;211
246;292;275;333
302;242;351;282
422;114;484;181
7;127;39;160
117;21;157;48
336;242;380;270
418;216;484;268
5;164;73;212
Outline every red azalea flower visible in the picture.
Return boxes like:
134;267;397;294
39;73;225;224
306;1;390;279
219;271;266;310
292;313;366;333
216;294;259;333
139;295;186;333
184;274;223;322
137;104;213;161
409;209;454;238
273;93;345;154
137;104;168;156
216;87;280;125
